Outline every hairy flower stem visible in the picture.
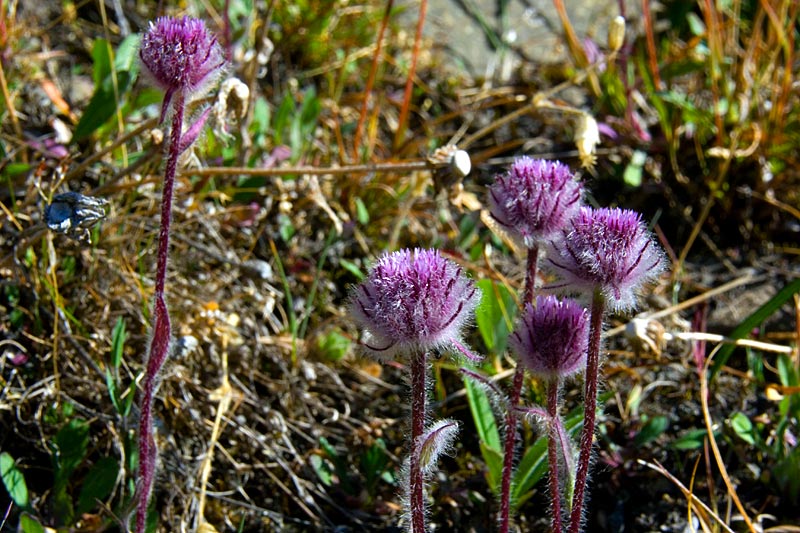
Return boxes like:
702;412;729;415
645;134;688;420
547;380;563;533
410;350;428;533
499;246;539;533
568;290;605;533
136;94;185;533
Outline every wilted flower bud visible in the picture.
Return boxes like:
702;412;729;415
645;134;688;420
608;16;626;53
575;113;601;169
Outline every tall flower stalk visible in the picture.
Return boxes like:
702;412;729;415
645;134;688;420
547;207;664;532
510;296;589;533
135;16;225;533
487;157;582;532
350;248;481;532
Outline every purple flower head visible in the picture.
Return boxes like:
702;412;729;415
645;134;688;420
488;157;583;248
547;207;665;312
139;16;226;119
350;248;481;360
510;296;589;380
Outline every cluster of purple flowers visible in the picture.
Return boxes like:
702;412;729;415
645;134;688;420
349;155;664;533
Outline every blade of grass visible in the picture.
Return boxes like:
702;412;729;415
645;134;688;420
710;277;800;380
268;238;297;364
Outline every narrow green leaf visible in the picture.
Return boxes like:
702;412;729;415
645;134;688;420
711;278;800;380
777;354;798;387
634;415;669;446
105;368;121;414
671;428;713;450
354;197;369;225
479;441;504;494
474;279;516;354
122;381;137;417
339;259;365;281
111;316;126;369
464;377;501;452
91;38;112;86
0;452;29;508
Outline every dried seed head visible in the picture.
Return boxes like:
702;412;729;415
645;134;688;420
350;248;481;360
488;157;583;248
139;16;226;115
510;296;589;380
547;207;665;312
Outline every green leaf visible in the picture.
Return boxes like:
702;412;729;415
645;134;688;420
730;412;755;445
316;329;350;362
111;316;126;369
91;38;112;86
74;35;141;140
464;377;501;452
0;452;29;508
464;376;504;492
711;278;800;380
52;418;90;485
474;279;516;354
510;432;549;505
273;93;295;145
277;213;295;242
105;368;121;414
777;354;798;387
510;399;591;509
634;415;669;446
623;150;646;188
339;259;365;281
114;34;141;75
354;197;369;225
671;428;712;450
309;454;333;486
479;441;504;494
77;457;119;515
18;514;45;533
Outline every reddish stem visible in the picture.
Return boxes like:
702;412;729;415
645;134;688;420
393;0;427;152
641;0;662;91
499;245;539;532
498;368;524;533
568;291;605;533
136;93;184;533
409;350;428;533
547;380;563;533
353;0;392;159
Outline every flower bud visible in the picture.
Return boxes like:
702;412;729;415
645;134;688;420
608;16;626;53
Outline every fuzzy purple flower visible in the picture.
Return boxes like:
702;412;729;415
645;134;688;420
351;248;481;360
488;157;583;248
547;206;665;312
139;16;225;120
510;296;589;380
